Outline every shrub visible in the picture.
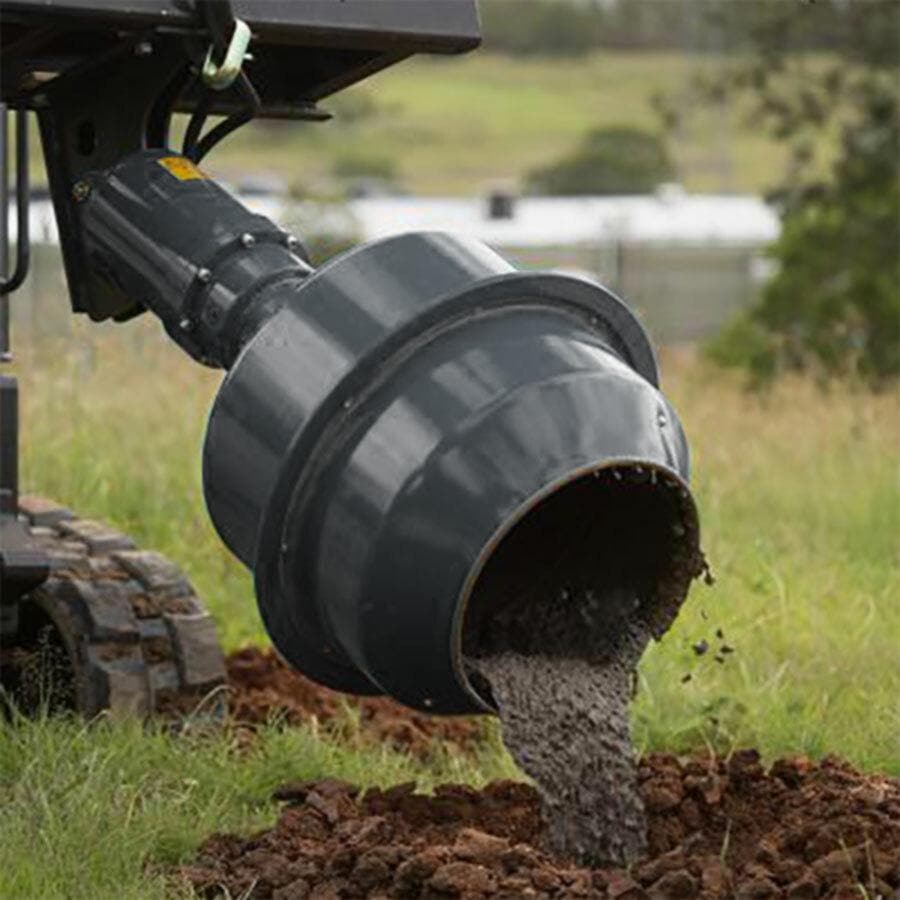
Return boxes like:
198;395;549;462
527;126;675;195
480;0;602;58
331;153;398;182
700;2;900;387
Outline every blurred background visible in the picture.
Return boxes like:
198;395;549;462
13;0;898;358
4;0;899;765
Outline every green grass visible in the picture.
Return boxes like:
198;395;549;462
204;52;794;195
8;323;898;772
28;51;806;196
633;361;900;772
0;711;517;899
12;323;261;651
3;316;898;895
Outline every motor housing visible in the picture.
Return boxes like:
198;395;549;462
204;232;695;714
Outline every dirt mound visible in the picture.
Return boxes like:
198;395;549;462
177;750;900;898
226;648;483;758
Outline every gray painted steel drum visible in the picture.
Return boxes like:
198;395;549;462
203;231;691;714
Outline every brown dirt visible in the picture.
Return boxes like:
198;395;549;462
226;647;484;758
177;750;900;899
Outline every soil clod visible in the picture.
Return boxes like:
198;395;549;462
177;753;900;899
226;647;483;758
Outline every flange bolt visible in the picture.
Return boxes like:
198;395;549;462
72;181;91;203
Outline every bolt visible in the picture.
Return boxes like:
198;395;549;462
134;41;153;57
72;181;91;202
197;267;212;283
657;410;668;427
240;233;255;248
342;397;354;410
178;317;191;331
285;234;300;250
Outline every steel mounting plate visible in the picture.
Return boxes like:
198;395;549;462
0;0;481;113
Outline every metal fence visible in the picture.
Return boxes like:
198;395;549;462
504;241;766;345
10;227;768;351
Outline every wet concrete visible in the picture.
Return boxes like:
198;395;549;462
471;637;649;863
464;467;703;866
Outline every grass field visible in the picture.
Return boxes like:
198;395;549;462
1;46;891;895
0;709;520;898
206;52;796;195
2;319;898;896
9;319;900;760
10;319;900;767
25;51;804;196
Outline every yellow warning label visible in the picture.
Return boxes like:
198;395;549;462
157;156;206;181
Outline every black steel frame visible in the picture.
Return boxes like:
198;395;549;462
0;100;48;619
1;1;480;117
0;375;49;617
0;103;30;401
0;0;480;321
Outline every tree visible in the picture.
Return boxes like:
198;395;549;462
479;1;604;58
703;0;900;387
478;0;863;57
526;127;675;195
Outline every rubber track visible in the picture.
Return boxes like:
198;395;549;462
14;495;226;717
